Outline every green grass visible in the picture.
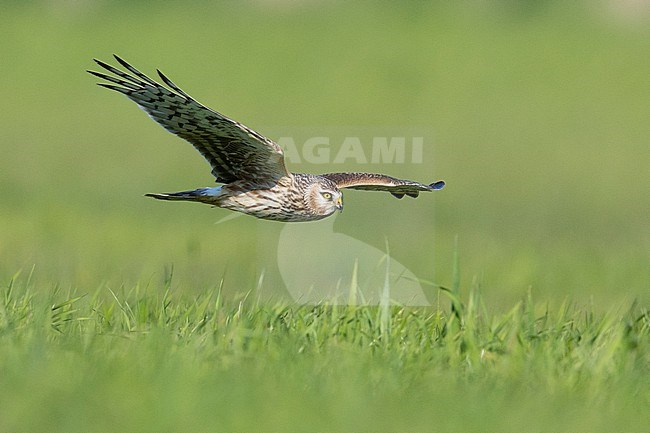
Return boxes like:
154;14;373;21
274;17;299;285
1;273;648;432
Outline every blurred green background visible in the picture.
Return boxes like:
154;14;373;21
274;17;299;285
1;1;648;308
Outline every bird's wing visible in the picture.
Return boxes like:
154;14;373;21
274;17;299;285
88;55;289;186
321;172;445;199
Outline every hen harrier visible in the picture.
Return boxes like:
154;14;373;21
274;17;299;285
88;55;445;222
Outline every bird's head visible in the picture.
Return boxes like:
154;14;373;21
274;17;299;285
306;180;343;216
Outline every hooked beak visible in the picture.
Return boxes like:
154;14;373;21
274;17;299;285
335;196;343;212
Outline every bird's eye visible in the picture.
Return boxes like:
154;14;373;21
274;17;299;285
322;192;332;200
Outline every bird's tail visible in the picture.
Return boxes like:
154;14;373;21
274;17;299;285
145;187;221;204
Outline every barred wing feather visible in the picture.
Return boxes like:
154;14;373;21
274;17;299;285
88;55;288;186
322;172;445;199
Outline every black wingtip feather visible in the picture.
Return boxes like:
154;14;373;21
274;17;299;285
91;57;147;87
112;53;126;65
87;70;141;90
157;68;194;100
93;58;114;70
112;54;158;85
112;54;135;73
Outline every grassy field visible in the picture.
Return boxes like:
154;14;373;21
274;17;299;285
1;275;648;432
1;1;649;431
